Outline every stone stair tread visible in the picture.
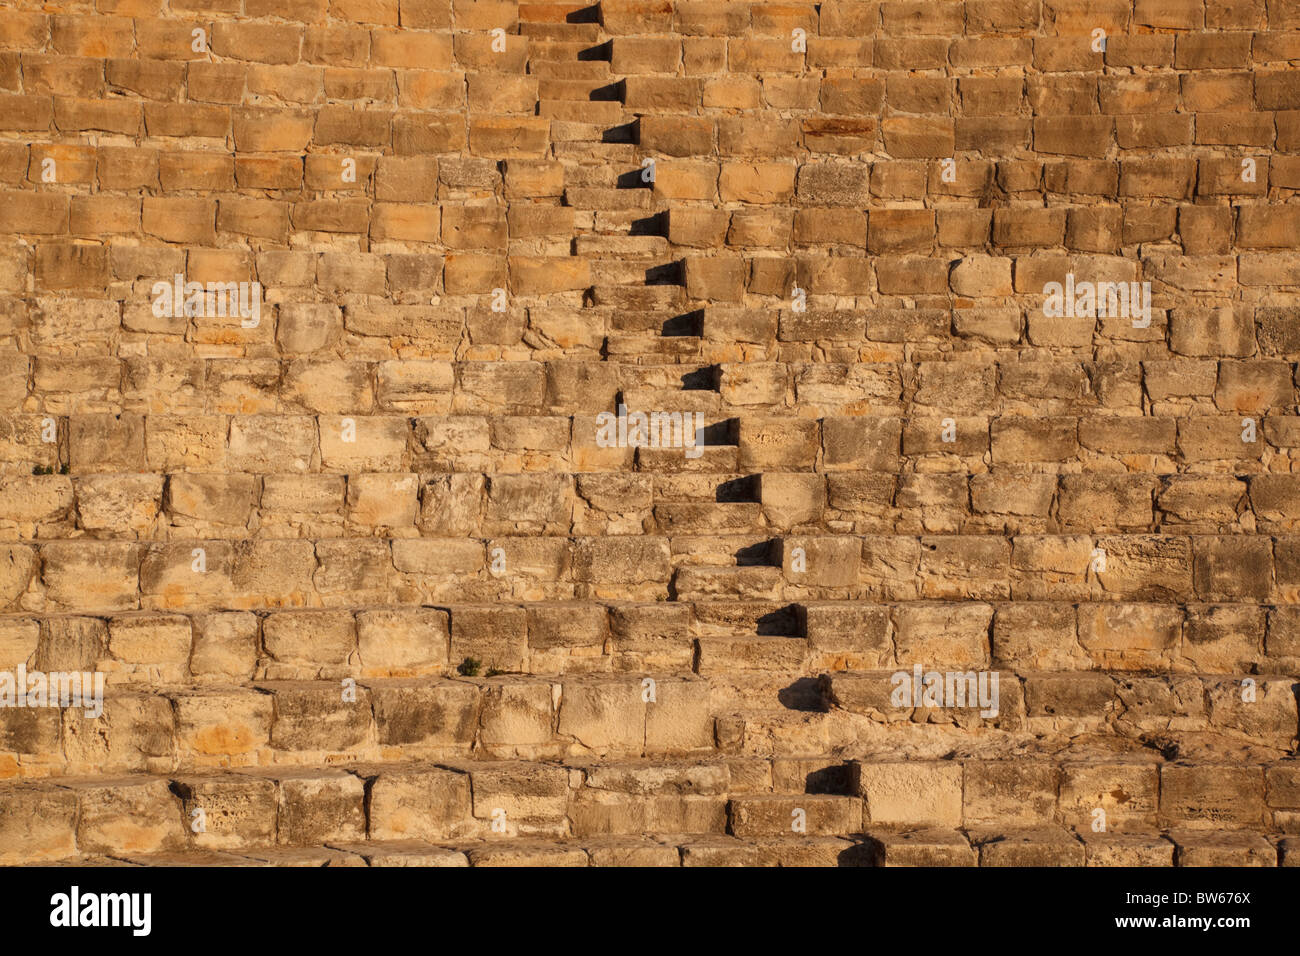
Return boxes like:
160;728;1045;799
621;390;721;413
531;61;611;78
540;100;626;124
520;22;603;41
564;186;653;210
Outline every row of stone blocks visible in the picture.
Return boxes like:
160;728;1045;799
10;355;1300;411
5;754;1300;865
10;154;1300;204
0;675;716;775
7;413;1300;476
7;299;1300;369
11;353;1300;416
9;295;1299;364
11;469;1300;538
1;671;1295;776
11;247;1300;308
8;598;1300;677
11;0;1300;40
9;79;1298;139
23;194;1300;253
9;146;1300;202
11;207;1300;271
5;59;1299;138
11;365;1300;428
14;208;1300;268
26;105;1288;180
4;532;1300;610
15;2;1300;43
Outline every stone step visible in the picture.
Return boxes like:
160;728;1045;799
605;333;703;360
606;309;694;333
573;234;669;257
654;501;764;534
620;386;720;412
689;597;795;633
650;472;752;504
636;444;741;472
528;38;609;63
551;119;636;143
588;283;685;310
670;533;773;568
706;671;826;711
728;793;864;837
563;185;653;210
970;827;1091;867
617;362;715;388
589;258;675;286
867;827;979;866
620;357;717;384
566;758;732;835
529;60;612;80
539;77;621;101
520;21;603;41
38;354;1290;415
696;634;810;673
540;99;625;124
724;707;874;757
519;3;599;25
674;565;784;600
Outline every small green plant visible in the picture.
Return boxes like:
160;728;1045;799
458;657;482;677
485;667;505;678
59;463;69;474
32;464;52;475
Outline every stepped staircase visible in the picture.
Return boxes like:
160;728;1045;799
0;0;1298;865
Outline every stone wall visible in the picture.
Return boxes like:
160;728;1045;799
0;0;1298;866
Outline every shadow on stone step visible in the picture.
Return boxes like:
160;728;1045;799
591;82;622;100
563;5;601;23
644;260;681;285
715;474;758;502
703;418;738;445
777;675;827;712
835;841;878;866
661;309;701;335
601;121;637;143
578;39;611;60
680;362;717;389
803;761;853;794
734;538;780;566
628;212;664;236
757;604;800;635
615;167;651;188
